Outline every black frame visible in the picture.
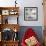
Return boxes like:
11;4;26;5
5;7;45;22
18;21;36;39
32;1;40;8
24;7;38;21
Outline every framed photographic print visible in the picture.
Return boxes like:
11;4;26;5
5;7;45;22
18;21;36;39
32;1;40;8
2;10;9;15
24;7;38;21
8;16;18;24
9;10;15;15
9;10;18;15
2;16;8;24
2;28;13;41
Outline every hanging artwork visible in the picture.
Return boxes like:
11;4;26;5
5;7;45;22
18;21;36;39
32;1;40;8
15;0;17;7
24;7;38;21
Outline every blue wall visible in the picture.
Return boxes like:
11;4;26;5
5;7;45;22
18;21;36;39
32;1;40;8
18;26;43;43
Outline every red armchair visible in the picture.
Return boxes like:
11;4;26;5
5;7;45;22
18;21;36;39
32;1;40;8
21;28;41;46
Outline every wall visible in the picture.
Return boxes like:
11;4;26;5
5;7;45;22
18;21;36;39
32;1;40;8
43;0;46;26
18;26;43;43
0;0;44;26
19;0;44;26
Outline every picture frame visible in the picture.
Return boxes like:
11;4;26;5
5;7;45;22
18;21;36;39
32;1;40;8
9;10;18;15
2;16;8;24
8;16;18;24
24;7;38;21
2;10;9;15
0;32;1;41
2;16;18;24
1;28;13;41
9;10;15;15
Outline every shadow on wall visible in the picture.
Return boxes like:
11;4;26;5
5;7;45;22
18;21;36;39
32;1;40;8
18;26;43;43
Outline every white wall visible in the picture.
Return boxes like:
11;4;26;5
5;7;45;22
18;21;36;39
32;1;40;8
19;0;44;26
0;0;44;26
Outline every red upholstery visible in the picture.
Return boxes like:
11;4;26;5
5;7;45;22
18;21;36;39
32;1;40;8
21;28;41;46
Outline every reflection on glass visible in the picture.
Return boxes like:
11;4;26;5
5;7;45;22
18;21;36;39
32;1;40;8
2;28;18;41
